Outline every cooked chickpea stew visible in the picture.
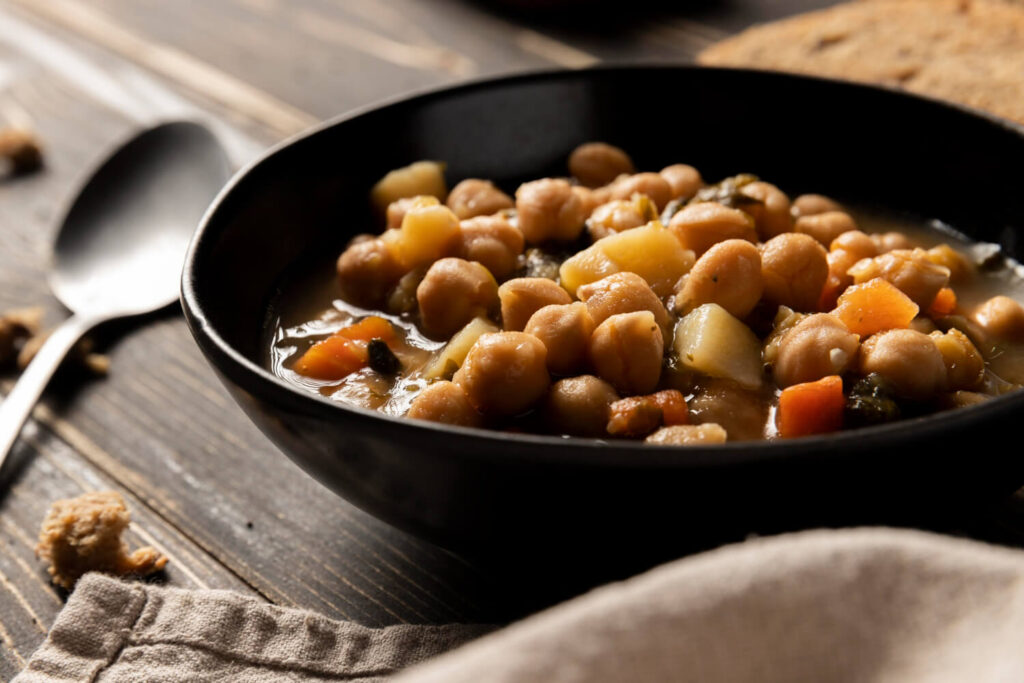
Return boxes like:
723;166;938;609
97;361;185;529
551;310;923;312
266;144;1024;444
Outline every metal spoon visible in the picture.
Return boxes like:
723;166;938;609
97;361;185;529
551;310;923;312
0;121;230;470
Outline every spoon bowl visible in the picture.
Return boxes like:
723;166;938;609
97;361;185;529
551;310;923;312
51;122;229;316
0;121;230;471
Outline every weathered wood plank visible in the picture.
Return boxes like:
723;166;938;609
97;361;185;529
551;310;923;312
0;407;261;669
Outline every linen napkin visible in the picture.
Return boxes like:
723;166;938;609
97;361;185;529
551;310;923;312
16;527;1024;682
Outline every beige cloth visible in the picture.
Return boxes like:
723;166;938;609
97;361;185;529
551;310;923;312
14;575;488;682
17;528;1024;682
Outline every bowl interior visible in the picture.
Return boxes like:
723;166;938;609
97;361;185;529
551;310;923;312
190;67;1024;367
182;67;1024;555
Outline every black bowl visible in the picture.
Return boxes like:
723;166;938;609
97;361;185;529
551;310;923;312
182;66;1024;566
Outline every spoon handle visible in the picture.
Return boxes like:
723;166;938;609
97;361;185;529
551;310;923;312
0;313;100;474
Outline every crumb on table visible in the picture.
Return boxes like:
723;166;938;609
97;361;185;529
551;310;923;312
0;127;44;174
0;307;43;367
16;329;110;375
35;491;168;589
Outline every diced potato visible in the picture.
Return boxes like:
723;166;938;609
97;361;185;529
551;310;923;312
560;221;695;297
674;304;763;389
930;328;984;390
370;161;447;214
380;200;460;270
424;316;499;379
558;249;618;295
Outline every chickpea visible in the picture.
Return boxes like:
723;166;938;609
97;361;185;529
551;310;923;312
660;164;702;201
586;195;656;241
822;232;876;310
386;266;426;314
792;193;842;218
406;381;482;428
608;172;673;210
909;317;939;335
498;277;573;331
821;248;860;310
544;375;619;437
386;195;438;230
577;272;672;344
738;181;792;240
606;396;663;437
972;295;1024;342
930;328;985;390
516;178;586;243
336;238;402;307
675;239;762;319
589;183;614;208
760;233;829;312
588;311;664;395
445;179;514;220
453;332;550;415
416;258;499;339
667;202;757;257
859;329;947;400
457;214;524;281
572;185;600;220
568;142;635;188
848;248;950;308
872;231;914;253
926;244;974;284
347;233;376;247
524;302;595;375
830;230;877;260
645;423;727;445
773;314;859;387
945;391;989;409
686;378;766;442
795;211;858;247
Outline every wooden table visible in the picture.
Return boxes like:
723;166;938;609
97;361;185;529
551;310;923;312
2;0;1023;677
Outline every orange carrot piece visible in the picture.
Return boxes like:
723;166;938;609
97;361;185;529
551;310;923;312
293;335;367;380
649;390;689;426
336;316;397;345
929;287;957;316
293;316;397;380
777;375;845;438
832;278;919;338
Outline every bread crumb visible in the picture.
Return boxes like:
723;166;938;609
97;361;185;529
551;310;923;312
0;307;43;367
0;127;44;175
36;491;167;589
16;329;110;375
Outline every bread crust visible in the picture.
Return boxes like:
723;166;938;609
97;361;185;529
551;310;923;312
699;0;1024;124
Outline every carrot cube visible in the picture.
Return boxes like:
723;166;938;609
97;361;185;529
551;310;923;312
293;316;397;380
928;287;958;317
832;278;919;338
777;375;845;438
336;316;397;345
293;335;367;380
650;390;689;426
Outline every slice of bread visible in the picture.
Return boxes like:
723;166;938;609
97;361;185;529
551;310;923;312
698;0;1024;125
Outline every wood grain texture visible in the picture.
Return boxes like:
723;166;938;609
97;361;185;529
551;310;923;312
0;400;263;674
